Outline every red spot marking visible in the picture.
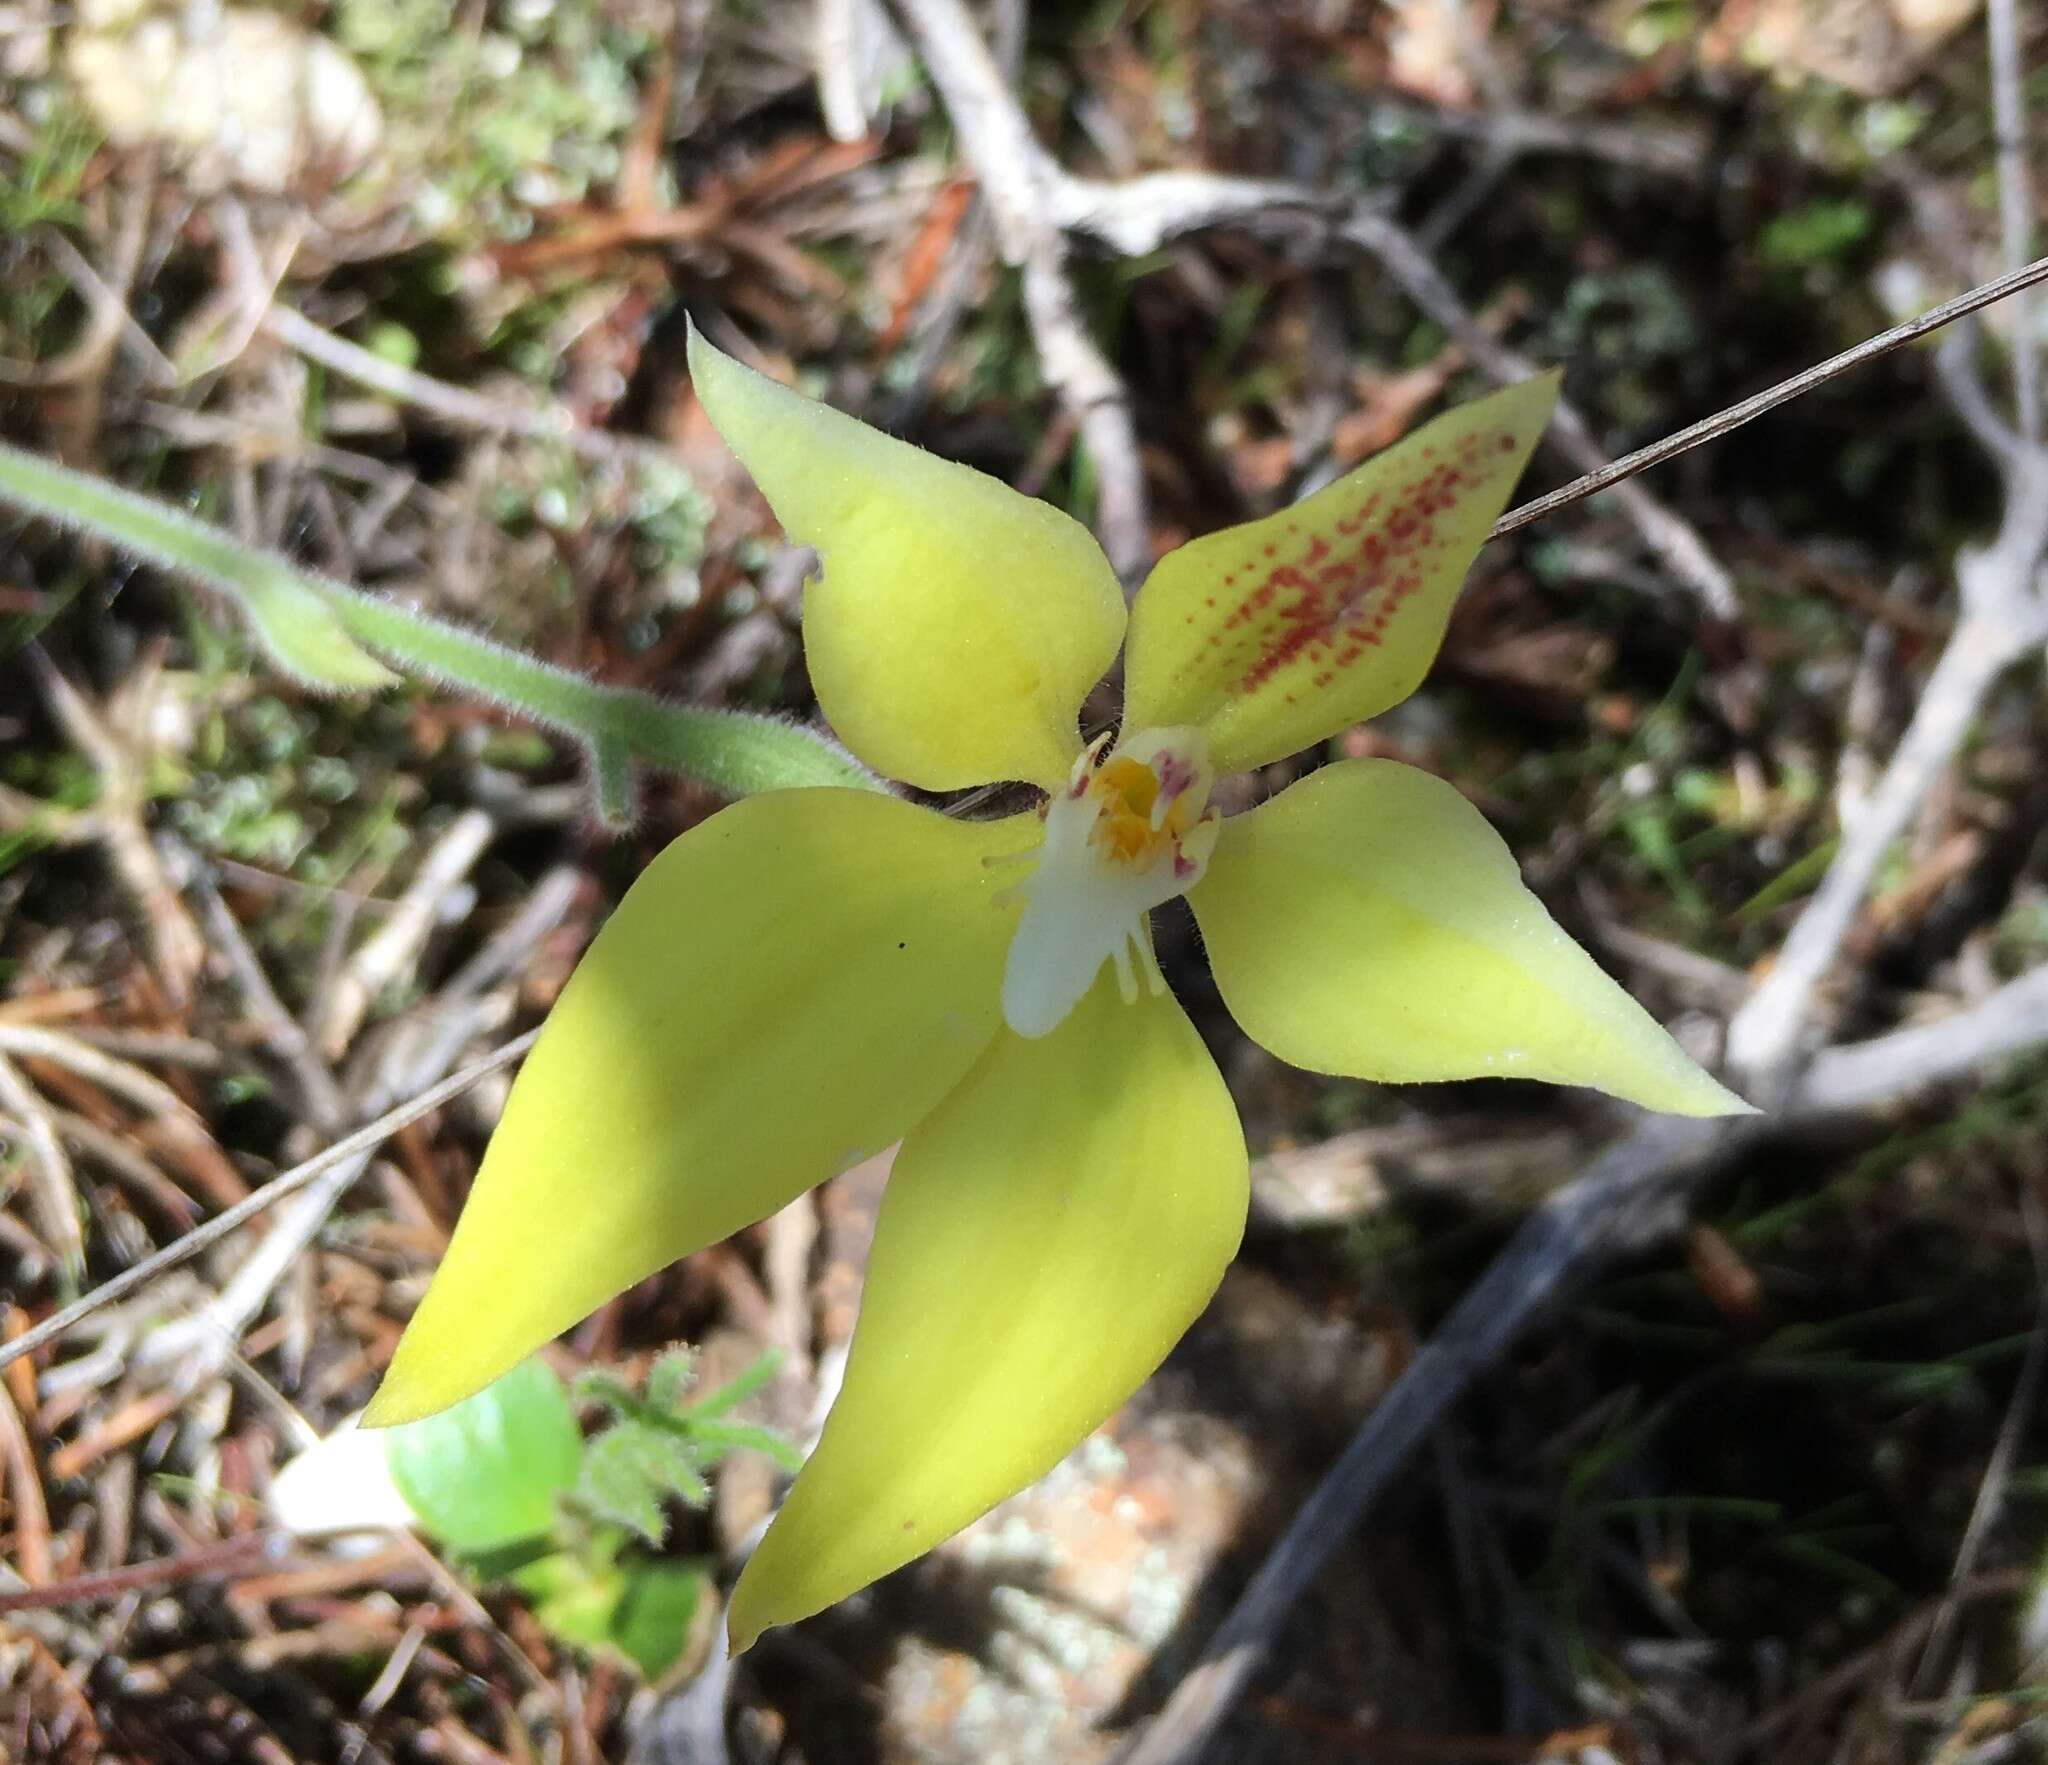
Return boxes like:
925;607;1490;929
1205;595;1217;607
1218;469;1468;696
1497;434;1517;454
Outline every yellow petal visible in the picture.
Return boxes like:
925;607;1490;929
688;325;1126;792
727;974;1247;1648
366;790;1034;1427
1190;761;1751;1116
1123;375;1558;772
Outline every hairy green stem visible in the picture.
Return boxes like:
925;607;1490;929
0;441;883;813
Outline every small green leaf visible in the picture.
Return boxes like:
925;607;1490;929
236;575;399;692
645;1347;698;1410
514;1548;625;1649
683;1348;781;1420
576;1423;709;1544
676;1419;803;1472
606;1558;707;1678
511;1546;707;1678
1757;199;1873;271
385;1359;583;1553
576;1431;668;1543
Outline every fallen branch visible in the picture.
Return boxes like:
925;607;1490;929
1118;960;2048;1764
888;0;1151;581
1046;167;2048;565
0;1030;539;1379
261;305;678;472
1125;126;2048;1750
1987;0;2041;442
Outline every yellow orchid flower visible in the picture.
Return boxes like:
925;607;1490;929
365;327;1751;1651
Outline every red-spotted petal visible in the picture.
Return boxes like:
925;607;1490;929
1123;374;1558;773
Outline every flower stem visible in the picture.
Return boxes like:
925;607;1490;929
0;441;882;817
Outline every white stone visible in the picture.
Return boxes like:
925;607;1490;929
68;7;382;195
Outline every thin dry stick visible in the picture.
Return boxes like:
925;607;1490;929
188;858;348;1131
1117;961;2048;1765
0;1531;290;1615
0;1051;84;1282
1987;0;2041;442
1494;253;2048;542
888;0;1151;583
0;1023;199;1122
260;306;676;471
0;1030;538;1378
0;179;171;391
0;1366;51;1588
1044;163;2048;555
29;651;207;1002
313;808;496;1059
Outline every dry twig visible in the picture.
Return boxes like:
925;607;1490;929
1987;0;2041;442
1119;961;2048;1763
0;1051;83;1285
27;651;206;1003
312;808;496;1060
261;305;677;472
0;1030;539;1379
1122;100;2048;1760
887;0;1151;582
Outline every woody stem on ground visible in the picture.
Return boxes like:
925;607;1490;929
1726;532;2048;1087
1125;327;2048;1765
888;0;1152;585
1724;0;2048;1088
1113;13;2048;1753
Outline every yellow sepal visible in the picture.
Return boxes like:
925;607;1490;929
727;973;1248;1649
366;791;1036;1427
1190;760;1751;1116
688;326;1126;792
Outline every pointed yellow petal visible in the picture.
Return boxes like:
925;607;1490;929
366;791;1035;1427
1123;375;1558;773
687;326;1126;792
1190;761;1751;1116
727;975;1247;1648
